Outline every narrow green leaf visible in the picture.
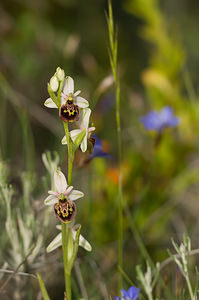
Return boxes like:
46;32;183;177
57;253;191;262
69;225;81;271
57;78;64;108
67;229;74;263
73;129;86;151
194;267;199;296
107;0;114;52
152;263;160;288
37;273;50;300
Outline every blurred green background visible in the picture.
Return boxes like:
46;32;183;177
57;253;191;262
1;0;199;299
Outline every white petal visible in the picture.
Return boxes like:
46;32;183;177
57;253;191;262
78;108;91;129
72;231;92;252
65;186;73;195
80;133;88;152
63;76;74;94
68;190;84;201
61;130;83;145
46;233;62;253
74;90;81;97
61;135;67;145
75;96;89;108
44;195;57;206
48;190;58;196
88;126;95;133
70;129;82;142
44;98;58;108
54;170;67;193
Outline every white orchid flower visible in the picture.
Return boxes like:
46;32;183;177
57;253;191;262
44;76;89;110
61;108;95;152
60;76;89;108
44;170;84;223
46;225;92;253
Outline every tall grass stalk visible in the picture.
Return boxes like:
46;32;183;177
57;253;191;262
107;0;123;291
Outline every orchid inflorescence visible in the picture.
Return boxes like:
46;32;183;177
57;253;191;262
42;67;99;299
44;67;97;222
42;67;111;299
44;67;95;153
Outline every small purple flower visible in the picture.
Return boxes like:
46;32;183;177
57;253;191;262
140;106;179;132
114;286;140;300
90;135;111;159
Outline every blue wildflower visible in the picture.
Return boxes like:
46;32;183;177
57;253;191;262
114;286;140;300
90;135;111;159
140;106;179;132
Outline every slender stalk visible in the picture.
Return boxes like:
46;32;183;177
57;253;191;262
63;122;74;186
185;274;195;300
147;292;153;300
65;273;72;299
117;83;123;292
107;0;123;290
36;273;50;300
61;121;74;300
62;223;71;300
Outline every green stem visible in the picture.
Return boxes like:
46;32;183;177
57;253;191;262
65;273;72;300
62;223;71;300
147;292;153;300
185;274;195;300
63;122;74;186
107;1;123;291
116;83;123;291
62;122;74;300
36;273;50;300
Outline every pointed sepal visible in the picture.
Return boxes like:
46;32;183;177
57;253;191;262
73;129;87;151
47;83;59;108
46;233;62;253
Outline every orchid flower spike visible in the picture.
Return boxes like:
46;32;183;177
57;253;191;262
44;75;89;123
62;108;95;152
44;170;84;223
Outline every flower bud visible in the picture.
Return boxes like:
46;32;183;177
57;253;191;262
56;67;65;81
50;75;59;92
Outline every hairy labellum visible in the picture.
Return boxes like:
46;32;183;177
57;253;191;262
59;100;79;122
54;199;76;223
